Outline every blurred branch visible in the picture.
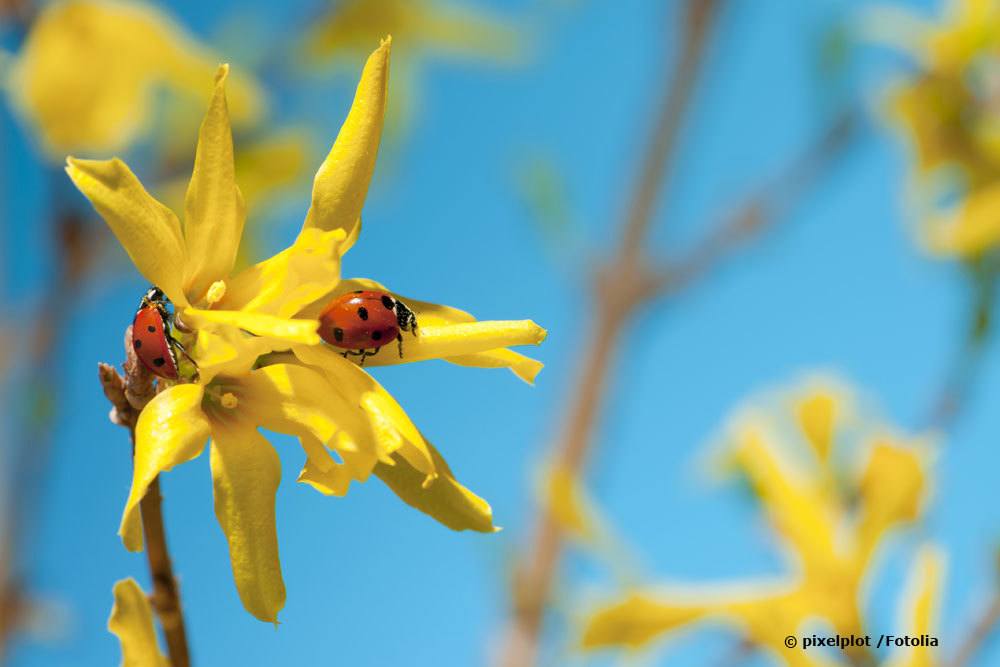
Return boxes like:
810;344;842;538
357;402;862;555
924;259;998;432
100;332;191;667
951;592;1000;667
0;210;95;661
495;1;858;664
496;2;718;665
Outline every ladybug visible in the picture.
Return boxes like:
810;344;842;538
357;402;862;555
131;287;195;380
318;290;418;364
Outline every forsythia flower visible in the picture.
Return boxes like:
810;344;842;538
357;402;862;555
581;378;935;667
69;39;546;622
880;0;1000;256
5;0;263;157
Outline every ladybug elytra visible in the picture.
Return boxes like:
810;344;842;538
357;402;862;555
318;290;418;364
131;287;196;381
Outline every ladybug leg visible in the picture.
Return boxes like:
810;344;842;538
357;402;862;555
397;332;404;358
357;348;367;367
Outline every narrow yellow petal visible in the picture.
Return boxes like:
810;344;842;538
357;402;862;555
375;440;496;532
182;64;246;301
65;157;189;307
363;320;546;367
890;547;944;667
581;594;705;649
182;307;320;345
302;38;390;236
108;579;169;667
120;385;210;551
445;349;544;384
298;436;378;496
210;419;286;623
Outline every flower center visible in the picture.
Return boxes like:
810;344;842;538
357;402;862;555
220;392;239;409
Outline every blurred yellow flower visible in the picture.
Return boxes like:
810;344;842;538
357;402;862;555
68;39;545;623
881;0;1000;257
581;379;934;666
6;0;263;157
107;578;168;667
886;548;945;667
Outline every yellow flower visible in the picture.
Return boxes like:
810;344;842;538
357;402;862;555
880;0;1000;257
107;578;168;667
69;39;546;623
581;379;931;665
7;0;263;157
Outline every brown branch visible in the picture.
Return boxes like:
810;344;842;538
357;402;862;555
0;211;95;660
494;5;858;665
951;592;1000;667
494;3;720;665
99;332;191;667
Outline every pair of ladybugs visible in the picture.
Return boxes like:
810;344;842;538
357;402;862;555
131;288;418;380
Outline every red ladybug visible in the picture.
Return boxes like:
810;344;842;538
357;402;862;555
318;290;417;364
131;287;195;380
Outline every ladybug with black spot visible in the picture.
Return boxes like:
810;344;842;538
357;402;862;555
131;287;196;381
318;290;418;364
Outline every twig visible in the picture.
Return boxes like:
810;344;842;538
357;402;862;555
100;330;191;667
951;593;1000;667
494;3;720;665
924;260;998;432
494;3;859;665
0;211;95;661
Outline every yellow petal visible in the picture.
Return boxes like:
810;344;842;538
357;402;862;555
188;327;277;384
302;38;390;237
210;419;285;623
857;439;927;559
374;439;496;532
923;181;1000;257
108;578;169;667
219;227;346;317
298;280;546;379
238;363;354;468
121;385;210;551
730;424;839;577
298;435;379;496
182;64;246;302
445;349;544;384
795;390;838;461
182;307;320;345
363;320;546;366
293;344;436;472
66;157;189;307
581;594;705;649
890;547;944;667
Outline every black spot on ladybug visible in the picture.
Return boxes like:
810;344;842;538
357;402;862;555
333;327;344;342
371;330;382;341
133;339;142;349
354;290;363;294
153;357;166;367
357;307;369;321
381;295;394;309
147;325;156;333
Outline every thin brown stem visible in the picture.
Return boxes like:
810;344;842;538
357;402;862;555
951;593;1000;667
495;3;720;665
139;478;190;667
100;332;191;667
495;3;858;664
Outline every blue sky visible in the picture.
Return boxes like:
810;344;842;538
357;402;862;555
3;0;999;665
